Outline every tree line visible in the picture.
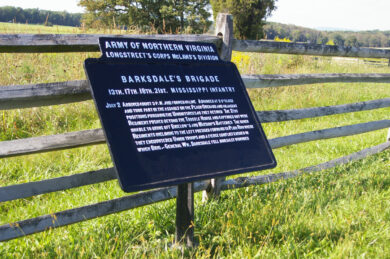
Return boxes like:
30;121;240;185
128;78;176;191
0;6;82;27
79;0;276;38
78;0;390;47
264;22;390;48
0;1;277;39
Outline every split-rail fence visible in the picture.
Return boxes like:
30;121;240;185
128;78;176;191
0;14;389;242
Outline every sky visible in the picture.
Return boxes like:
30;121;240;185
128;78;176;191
0;0;84;13
1;0;390;31
267;0;390;31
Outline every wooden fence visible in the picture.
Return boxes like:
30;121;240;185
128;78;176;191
1;13;390;242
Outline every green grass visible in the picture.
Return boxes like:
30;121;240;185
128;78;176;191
1;152;389;258
0;24;389;258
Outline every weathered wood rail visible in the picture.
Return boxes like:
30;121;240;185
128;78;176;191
1;119;389;159
0;34;220;53
0;129;105;158
1;13;389;242
0;168;116;202
257;98;390;122
2;75;390;109
1;119;389;204
242;73;390;88
233;40;390;58
0;80;90;109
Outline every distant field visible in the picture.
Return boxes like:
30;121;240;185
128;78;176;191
0;22;88;34
0;24;389;258
0;22;140;35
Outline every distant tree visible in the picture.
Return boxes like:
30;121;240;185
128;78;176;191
78;0;211;34
264;23;277;39
291;30;301;42
305;32;315;43
333;34;345;46
379;34;388;47
369;35;381;47
298;33;307;43
320;36;329;45
345;35;358;47
277;26;287;39
210;0;277;40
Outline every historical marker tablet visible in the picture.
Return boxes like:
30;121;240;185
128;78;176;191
84;37;276;192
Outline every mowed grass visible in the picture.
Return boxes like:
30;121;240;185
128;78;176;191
0;23;389;258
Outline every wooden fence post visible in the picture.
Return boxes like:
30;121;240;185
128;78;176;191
202;13;233;201
214;13;234;62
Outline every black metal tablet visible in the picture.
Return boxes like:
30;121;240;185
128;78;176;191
84;37;276;192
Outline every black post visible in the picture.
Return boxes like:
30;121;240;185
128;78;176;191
175;183;194;247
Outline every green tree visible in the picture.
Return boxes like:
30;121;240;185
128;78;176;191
368;35;381;47
210;0;277;39
333;33;345;46
78;0;211;34
345;35;358;47
320;36;329;45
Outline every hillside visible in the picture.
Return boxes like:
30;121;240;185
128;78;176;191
264;22;390;47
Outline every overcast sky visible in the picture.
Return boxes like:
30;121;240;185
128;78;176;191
1;0;390;31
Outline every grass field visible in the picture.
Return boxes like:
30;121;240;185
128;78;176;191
0;23;389;258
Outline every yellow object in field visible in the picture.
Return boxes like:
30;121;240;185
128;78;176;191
231;51;251;71
274;36;291;42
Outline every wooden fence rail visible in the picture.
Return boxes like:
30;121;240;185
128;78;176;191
257;98;390;122
1;120;389;204
233;40;390;59
270;120;390;149
2;34;390;59
0;168;116;203
1;120;389;159
1;74;390;110
242;73;390;88
0;129;105;158
0;34;220;53
222;141;390;190
0;80;90;110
